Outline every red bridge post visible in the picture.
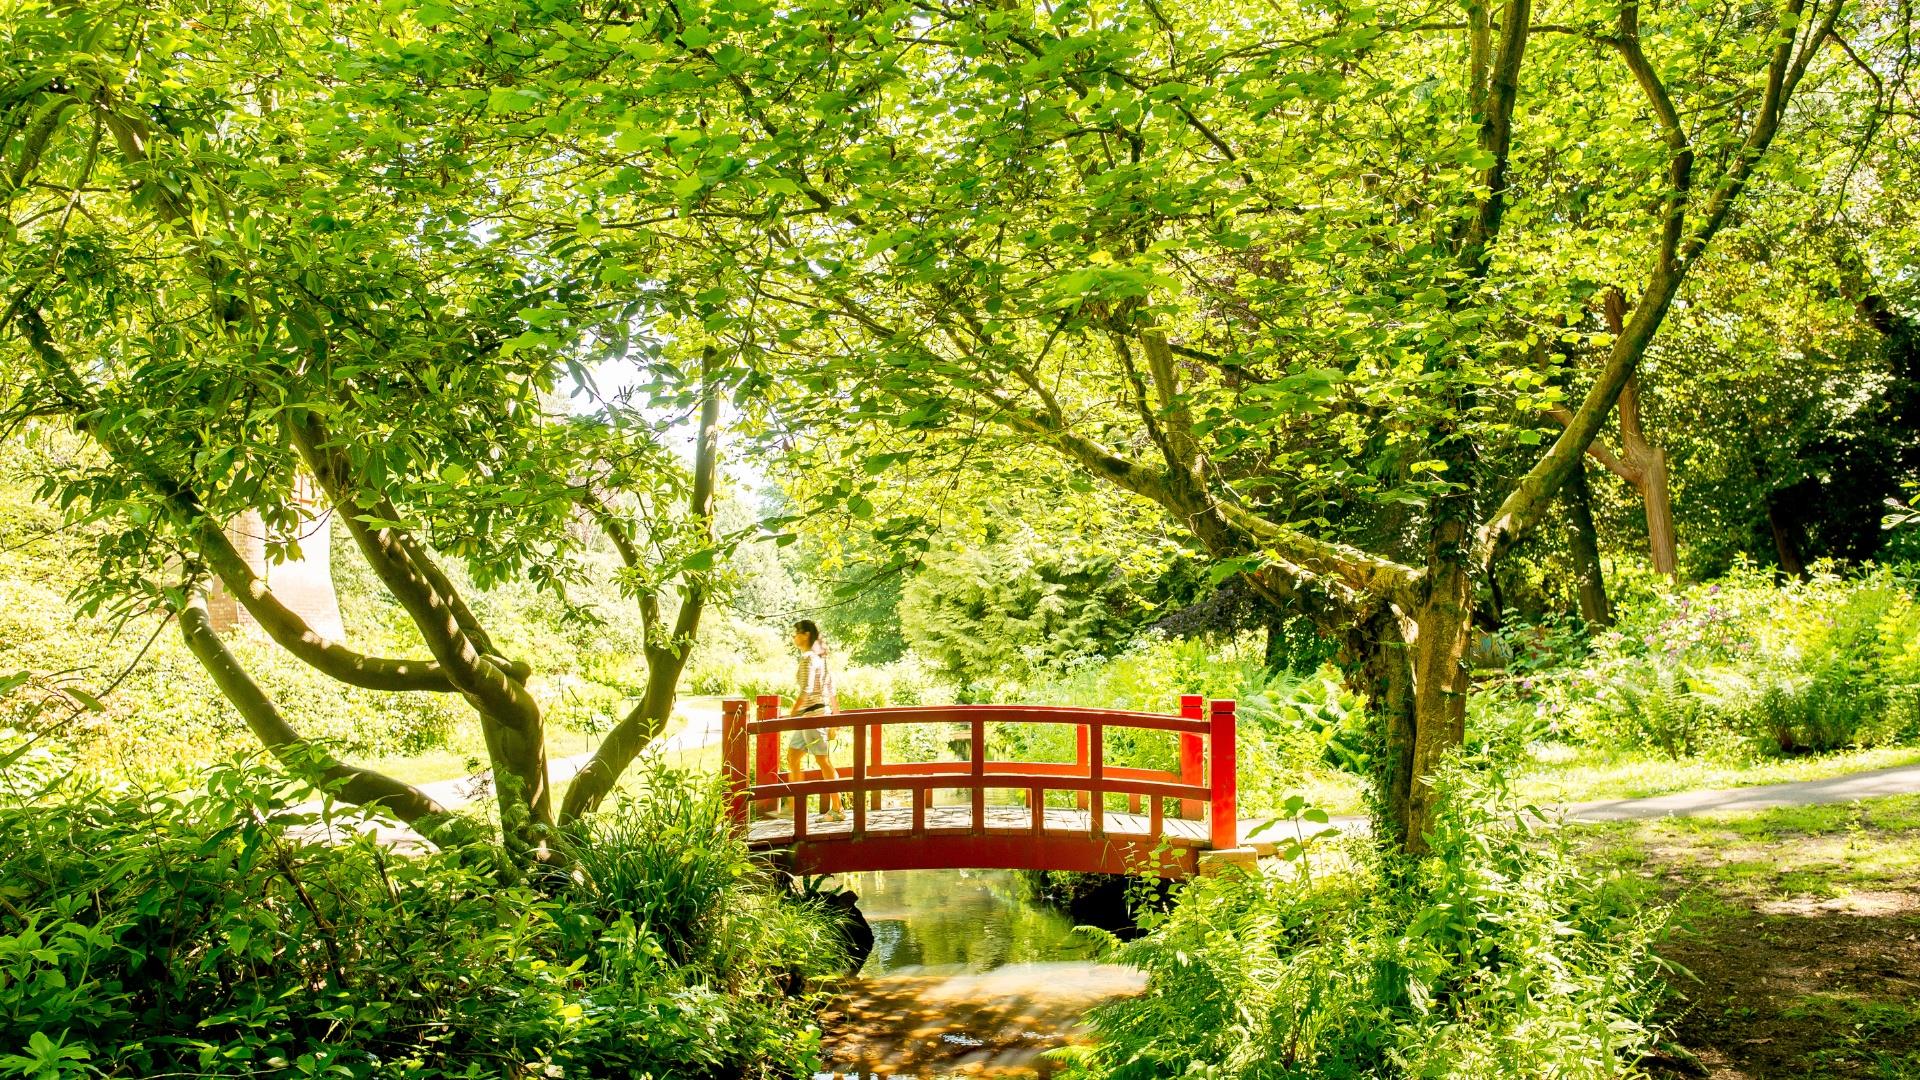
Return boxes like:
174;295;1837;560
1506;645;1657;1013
1074;725;1091;811
754;694;781;816
970;715;987;834
1209;698;1237;850
867;721;884;810
722;698;748;828
1179;694;1205;820
851;711;867;836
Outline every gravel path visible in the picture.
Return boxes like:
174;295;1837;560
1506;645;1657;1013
1561;763;1920;822
1259;764;1920;847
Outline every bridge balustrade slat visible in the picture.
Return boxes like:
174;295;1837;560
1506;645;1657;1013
747;773;1210;802
743;704;1210;735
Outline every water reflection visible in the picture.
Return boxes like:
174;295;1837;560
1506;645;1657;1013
817;870;1145;1080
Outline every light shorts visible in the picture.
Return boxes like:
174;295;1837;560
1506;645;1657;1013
786;726;831;756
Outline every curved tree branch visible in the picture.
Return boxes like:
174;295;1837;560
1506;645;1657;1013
193;518;460;693
1611;0;1694;276
1459;0;1533;269
563;347;723;823
177;581;468;840
1681;0;1836;265
8;301;456;693
287;413;537;719
1545;405;1639;482
955;389;1421;603
1477;0;1838;568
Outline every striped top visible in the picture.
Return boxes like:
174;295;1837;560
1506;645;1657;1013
793;644;836;714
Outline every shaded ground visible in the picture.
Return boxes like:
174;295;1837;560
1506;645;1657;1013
818;964;1145;1079
1582;796;1920;1080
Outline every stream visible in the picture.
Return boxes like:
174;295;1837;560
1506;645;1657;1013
815;869;1146;1079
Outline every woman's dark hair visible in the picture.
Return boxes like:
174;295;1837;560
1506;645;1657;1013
793;619;821;647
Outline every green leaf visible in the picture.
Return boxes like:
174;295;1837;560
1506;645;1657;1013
486;86;543;114
860;452;913;475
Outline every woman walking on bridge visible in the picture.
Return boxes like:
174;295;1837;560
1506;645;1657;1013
787;619;843;821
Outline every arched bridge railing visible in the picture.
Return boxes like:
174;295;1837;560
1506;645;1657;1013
721;694;1238;877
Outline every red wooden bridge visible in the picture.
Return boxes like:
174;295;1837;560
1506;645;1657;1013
722;694;1247;878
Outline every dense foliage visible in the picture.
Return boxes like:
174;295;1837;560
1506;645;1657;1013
1;0;1918;1073
0;472;661;780
900;542;1161;691
1063;762;1668;1079
0;760;843;1080
1481;564;1920;758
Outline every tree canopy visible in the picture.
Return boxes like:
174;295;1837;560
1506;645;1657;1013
4;0;1914;852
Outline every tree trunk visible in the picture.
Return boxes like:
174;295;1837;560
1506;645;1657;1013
1259;611;1290;668
1767;497;1808;579
559;640;690;823
1342;592;1468;854
1564;458;1613;626
473;704;555;845
1405;527;1472;851
1604;294;1679;577
289;414;557;858
1558;374;1678;578
1344;608;1417;847
1639;438;1678;576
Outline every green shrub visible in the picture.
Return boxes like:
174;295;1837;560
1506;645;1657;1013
682;618;793;698
833;653;955;710
1063;758;1669;1079
0;758;842;1079
1482;563;1920;759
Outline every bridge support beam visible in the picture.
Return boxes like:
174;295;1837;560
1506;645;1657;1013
1197;847;1260;877
773;832;1202;878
